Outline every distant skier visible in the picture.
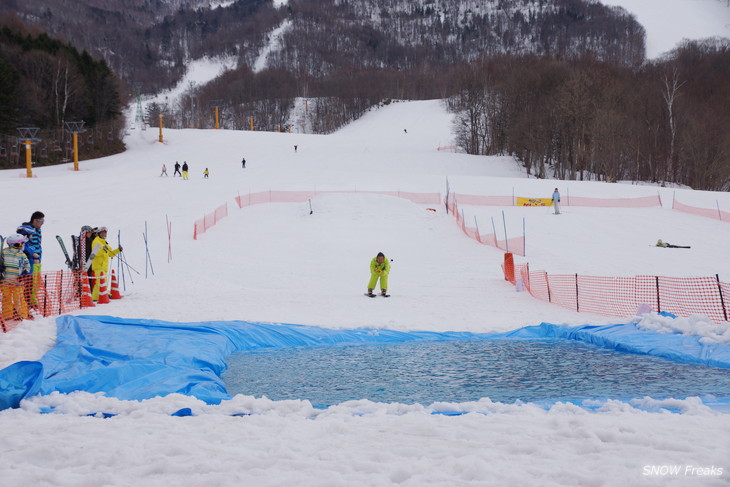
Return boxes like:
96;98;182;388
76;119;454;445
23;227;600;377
160;164;168;176
294;145;298;153
203;168;209;179
404;129;407;134
182;161;189;180
552;188;561;215
241;157;246;168
173;161;181;177
366;252;391;297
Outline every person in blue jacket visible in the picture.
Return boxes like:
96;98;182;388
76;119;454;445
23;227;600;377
17;210;44;307
551;188;561;215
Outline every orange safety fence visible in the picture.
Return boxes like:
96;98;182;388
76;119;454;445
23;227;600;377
446;194;526;256
672;198;729;222
1;270;90;333
234;189;442;209
193;202;229;239
506;262;729;324
450;193;661;208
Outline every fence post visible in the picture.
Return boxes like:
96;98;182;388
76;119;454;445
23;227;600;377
717;201;723;221
57;270;63;315
655;276;661;312
522;217;526;256
545;271;551;302
42;273;48;317
502;210;509;252
575;273;579;312
474;216;481;243
717;274;728;322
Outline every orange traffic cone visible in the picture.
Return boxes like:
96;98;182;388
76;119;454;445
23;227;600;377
97;272;111;304
110;269;123;300
81;274;95;308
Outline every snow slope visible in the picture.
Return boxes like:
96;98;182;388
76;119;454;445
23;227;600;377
1;100;729;486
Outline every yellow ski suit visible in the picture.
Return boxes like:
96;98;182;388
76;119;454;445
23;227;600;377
87;236;121;300
368;256;390;291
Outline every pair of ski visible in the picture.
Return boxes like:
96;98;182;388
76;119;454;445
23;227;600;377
56;235;80;270
364;292;390;298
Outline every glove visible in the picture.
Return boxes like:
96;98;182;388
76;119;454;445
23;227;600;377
118;245;123;252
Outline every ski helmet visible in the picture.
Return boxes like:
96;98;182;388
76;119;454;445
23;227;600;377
7;234;27;246
97;226;108;233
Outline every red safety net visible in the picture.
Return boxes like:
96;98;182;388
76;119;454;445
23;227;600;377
194;202;229;239
1;270;89;333
672;199;730;222
509;262;729;324
451;193;661;208
447;194;526;256
234;189;441;209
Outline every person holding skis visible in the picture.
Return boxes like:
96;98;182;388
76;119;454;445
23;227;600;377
366;252;391;297
173;161;181;177
552;188;561;215
1;234;31;320
17;211;44;308
85;226;122;301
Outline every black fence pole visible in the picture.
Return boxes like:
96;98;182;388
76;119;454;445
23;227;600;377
58;270;63;315
575;273;579;312
655;276;661;313
546;272;552;303
717;274;728;322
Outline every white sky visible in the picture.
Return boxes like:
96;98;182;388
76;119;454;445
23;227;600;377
599;0;730;58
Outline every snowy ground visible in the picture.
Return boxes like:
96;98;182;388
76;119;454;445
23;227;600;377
1;99;729;486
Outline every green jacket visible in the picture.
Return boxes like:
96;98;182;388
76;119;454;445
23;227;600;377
370;256;390;275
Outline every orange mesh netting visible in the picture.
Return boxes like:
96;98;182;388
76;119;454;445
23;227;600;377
1;270;90;333
672;199;729;222
508;262;729;324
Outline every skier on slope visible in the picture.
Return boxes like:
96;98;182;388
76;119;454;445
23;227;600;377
85;227;122;301
366;252;391;297
551;188;561;215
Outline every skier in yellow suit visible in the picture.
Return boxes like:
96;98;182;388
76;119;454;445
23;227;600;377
366;252;391;297
84;227;122;300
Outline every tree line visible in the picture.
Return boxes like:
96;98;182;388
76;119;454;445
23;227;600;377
0;24;124;168
447;38;730;190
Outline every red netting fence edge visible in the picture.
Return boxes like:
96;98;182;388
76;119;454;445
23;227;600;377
672;198;730;222
1;270;93;333
504;260;729;324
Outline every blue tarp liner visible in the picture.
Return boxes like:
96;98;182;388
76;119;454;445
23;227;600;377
0;315;729;411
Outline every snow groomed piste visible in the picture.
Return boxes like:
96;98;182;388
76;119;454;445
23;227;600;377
1;315;730;413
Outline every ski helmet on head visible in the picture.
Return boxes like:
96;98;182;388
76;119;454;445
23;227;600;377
7;234;27;246
97;226;108;233
81;225;93;232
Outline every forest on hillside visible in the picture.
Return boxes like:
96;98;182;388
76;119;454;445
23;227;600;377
0;1;728;189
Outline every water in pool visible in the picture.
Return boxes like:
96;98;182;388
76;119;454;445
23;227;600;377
222;339;730;407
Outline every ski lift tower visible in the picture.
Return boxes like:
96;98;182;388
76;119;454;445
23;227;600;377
64;121;86;171
211;99;223;129
17;127;40;178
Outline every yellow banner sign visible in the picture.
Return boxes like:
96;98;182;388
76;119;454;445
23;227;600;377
516;197;553;207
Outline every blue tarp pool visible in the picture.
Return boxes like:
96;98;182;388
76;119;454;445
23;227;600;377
1;315;729;411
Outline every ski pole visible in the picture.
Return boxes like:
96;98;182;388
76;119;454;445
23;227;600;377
117;253;141;275
117;230;125;290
